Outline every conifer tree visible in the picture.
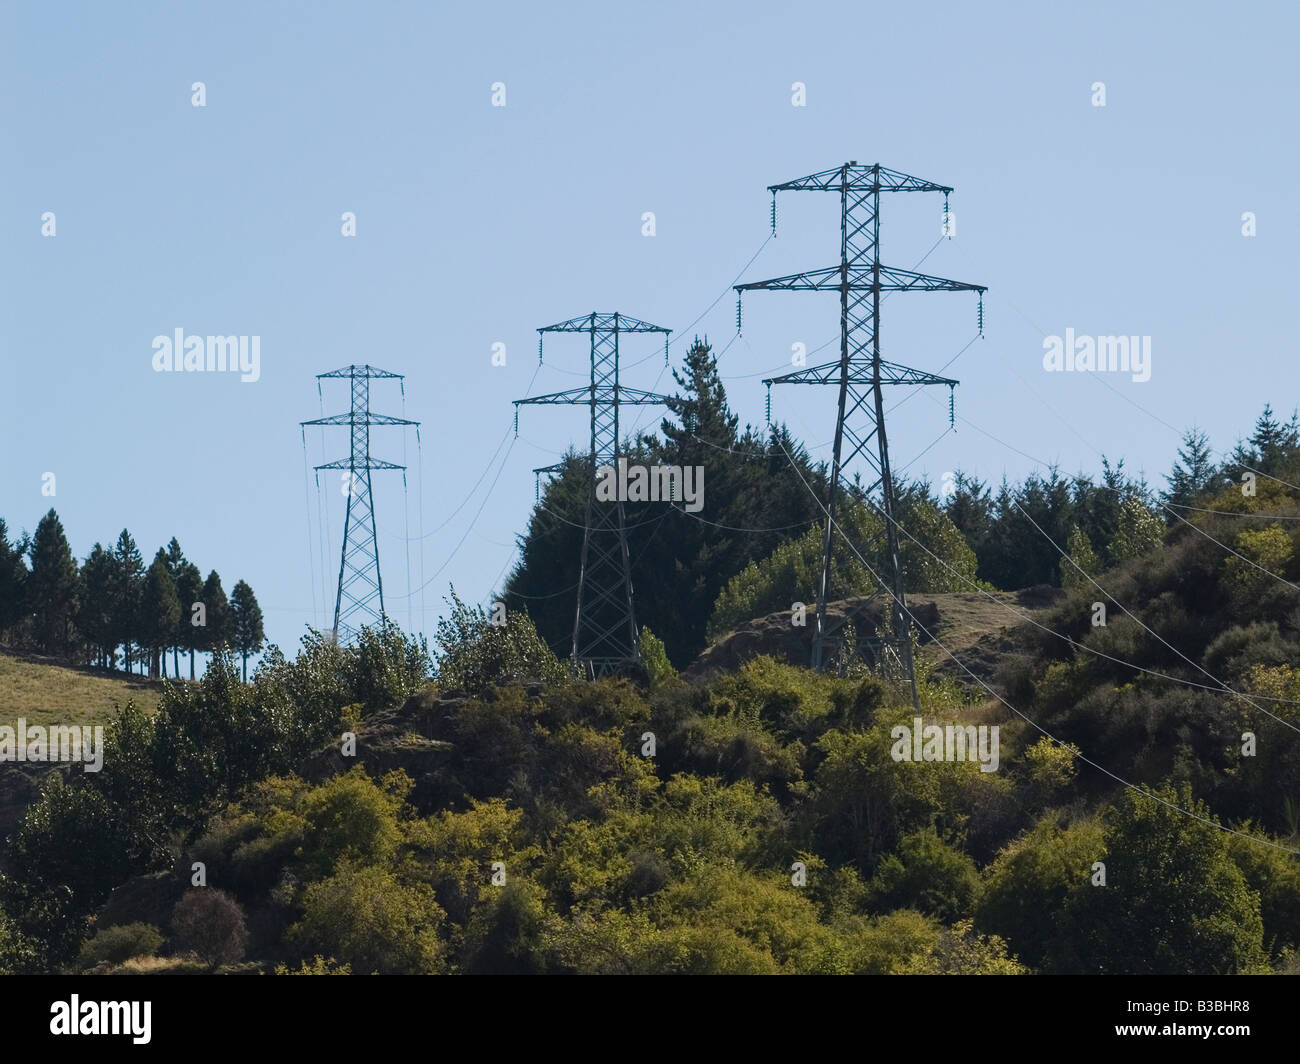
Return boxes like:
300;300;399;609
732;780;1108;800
77;544;116;668
198;570;231;665
1164;428;1217;510
140;550;181;678
27;510;78;655
164;538;188;676
174;561;204;679
0;519;28;643
110;530;144;672
230;579;265;681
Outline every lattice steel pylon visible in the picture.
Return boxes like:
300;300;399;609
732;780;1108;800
736;162;986;708
514;313;671;677
301;365;419;644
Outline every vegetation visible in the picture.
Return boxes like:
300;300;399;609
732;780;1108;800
4;340;1300;975
0;517;262;680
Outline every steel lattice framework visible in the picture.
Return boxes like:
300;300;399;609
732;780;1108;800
736;162;986;706
302;365;419;644
515;312;671;677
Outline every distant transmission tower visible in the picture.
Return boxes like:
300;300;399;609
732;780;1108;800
514;313;671;677
302;365;419;644
736;162;986;707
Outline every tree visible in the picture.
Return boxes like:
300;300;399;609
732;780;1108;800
434;587;566;694
1061;785;1266;974
197;570;231;665
174;562;203;679
170;889;247;970
289;864;445;974
139;551;180;679
0;519;29;643
503;338;829;668
864;828;981;923
163;538;187;676
27;509;78;655
229;579;265;682
110;530;144;673
1060;525;1100;589
1163;427;1216;509
77;544;116;668
1107;497;1164;563
1249;404;1298;477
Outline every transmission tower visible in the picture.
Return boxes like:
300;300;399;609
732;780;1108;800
302;365;419;644
736;162;986;707
514;313;671;677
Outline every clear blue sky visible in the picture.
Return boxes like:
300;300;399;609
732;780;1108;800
2;0;1295;662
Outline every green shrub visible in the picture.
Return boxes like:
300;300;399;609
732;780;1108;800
74;922;164;970
435;587;567;694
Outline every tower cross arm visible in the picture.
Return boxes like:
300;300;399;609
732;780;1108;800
315;364;405;379
764;359;959;388
769;163;953;194
539;313;670;335
313;458;407;471
301;413;421;427
514;387;669;406
736;265;986;294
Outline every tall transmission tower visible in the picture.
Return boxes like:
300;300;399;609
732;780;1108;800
514;312;671;677
302;365;419;644
736;162;986;707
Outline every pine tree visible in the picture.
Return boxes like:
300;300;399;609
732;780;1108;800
77;544;116;668
0;519;28;643
943;471;993;565
1249;404;1294;476
198;570;231;664
174;561;203;680
229;579;265;681
164;537;187;676
140;550;181;678
110;530;145;673
27;509;79;655
1164;428;1217;510
659;337;740;459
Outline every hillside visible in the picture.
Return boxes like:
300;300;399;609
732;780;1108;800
0;648;163;732
686;588;1060;684
0;651;163;853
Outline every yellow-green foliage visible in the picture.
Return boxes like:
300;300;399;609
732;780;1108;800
707;501;978;638
273;955;352;975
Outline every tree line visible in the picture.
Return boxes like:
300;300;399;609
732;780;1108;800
505;333;1299;667
0;510;265;680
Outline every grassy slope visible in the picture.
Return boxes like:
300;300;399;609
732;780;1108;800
0;649;163;731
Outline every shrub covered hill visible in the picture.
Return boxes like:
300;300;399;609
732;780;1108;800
4;345;1300;974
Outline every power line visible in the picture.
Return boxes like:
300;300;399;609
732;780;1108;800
767;433;1300;857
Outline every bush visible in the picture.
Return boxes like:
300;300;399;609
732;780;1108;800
289;863;445;975
638;627;676;687
435;587;568;694
170;889;248;969
74;923;164;970
865;828;981;922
